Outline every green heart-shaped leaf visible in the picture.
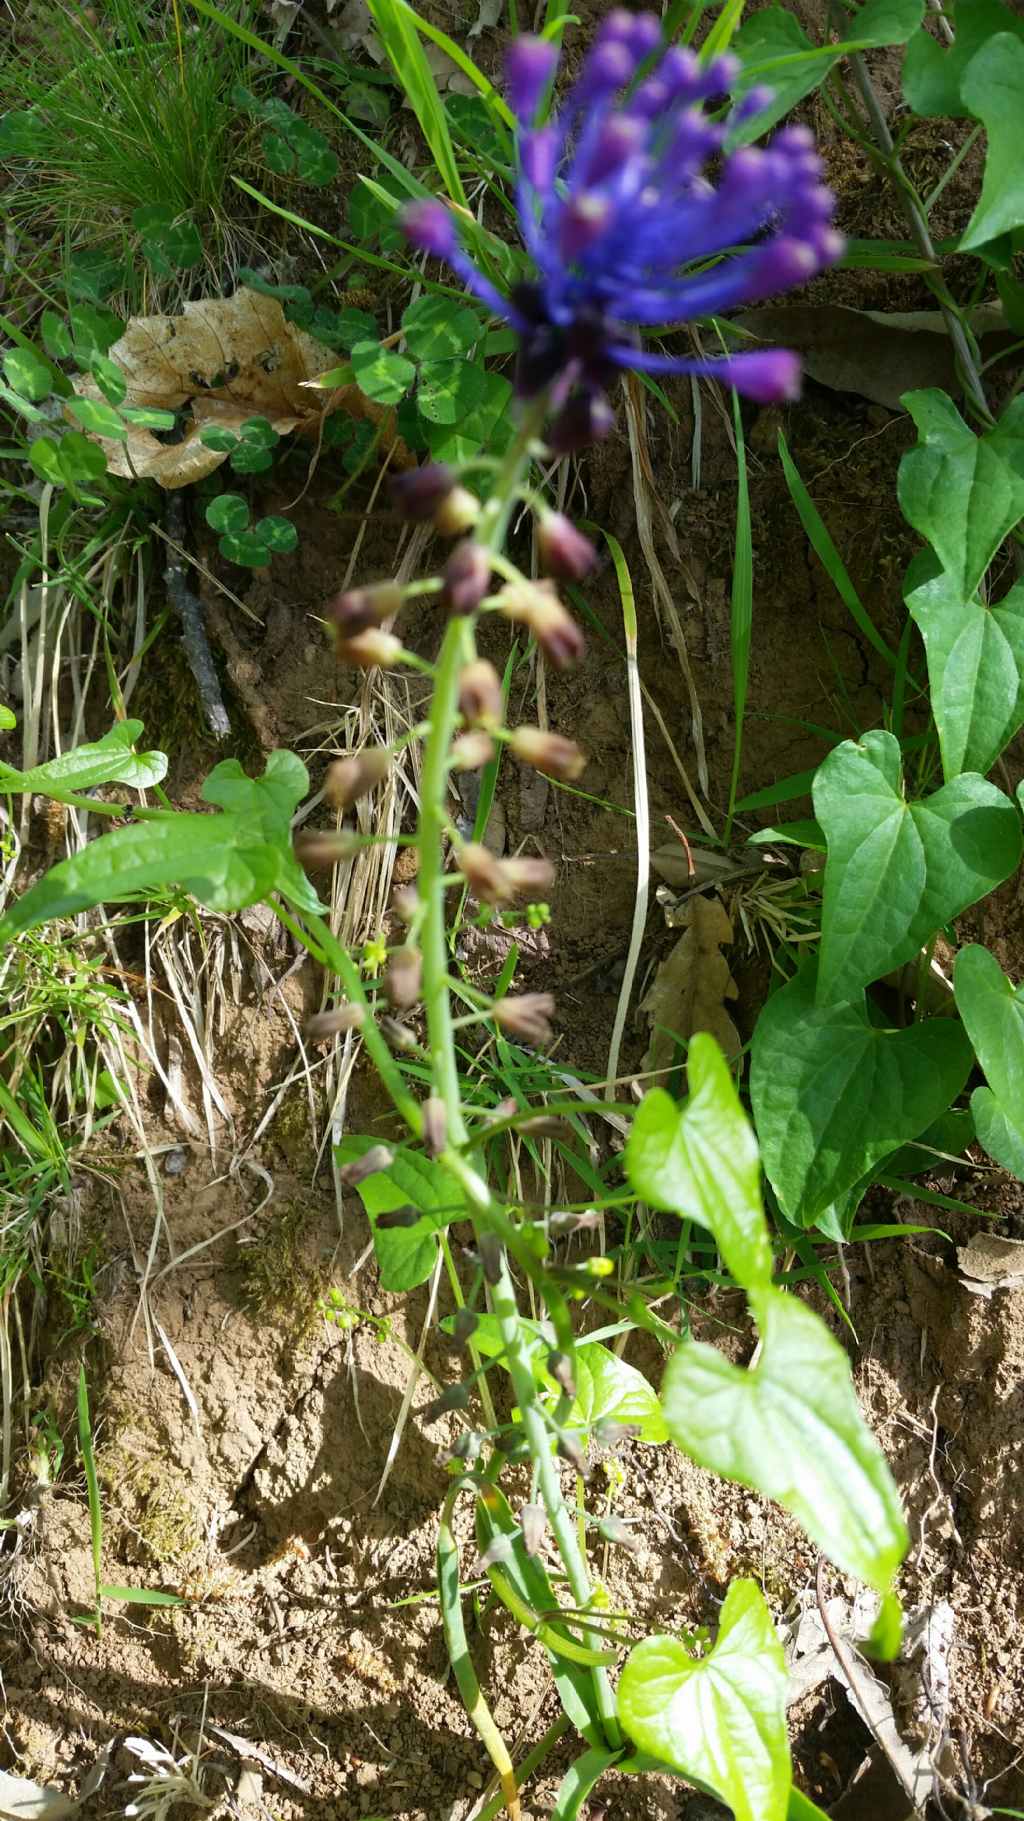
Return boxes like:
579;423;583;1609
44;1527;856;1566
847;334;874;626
617;1579;791;1821
625;1034;772;1292
959;34;1024;250
898;390;1024;599
954;943;1024;1175
902;0;1022;116
750;965;973;1223
814;728;1021;1003
905;555;1024;779
332;1140;463;1290
660;1288;908;1595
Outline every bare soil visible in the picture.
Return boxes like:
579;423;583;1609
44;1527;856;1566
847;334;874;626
4;10;1024;1820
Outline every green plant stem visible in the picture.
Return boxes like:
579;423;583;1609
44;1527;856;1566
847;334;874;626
413;400;622;1749
827;6;991;425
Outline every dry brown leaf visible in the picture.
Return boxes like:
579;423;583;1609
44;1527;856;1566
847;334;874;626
734;302;1016;411
641;893;740;1074
70;287;409;489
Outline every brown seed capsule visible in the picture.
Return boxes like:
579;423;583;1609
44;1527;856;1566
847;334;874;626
597;1515;641;1551
509;726;586;782
451;1306;478;1347
434;484;480;537
472;1533;515;1575
519;1503;547;1557
477;1231;504;1285
458;658;503;730
441;540;492;615
304;1003;366;1041
326;580;403;632
424;1381;471;1422
493;993;556;1046
336;627;404;668
339;1144;394;1185
380;1015;419;1051
460;842;554;906
518;1115;573;1138
385;947;422;1011
324;746;392;810
389;462;455;522
537;511;598;582
392;885;420;925
422;1096;447;1157
451;731;495;771
374;1205;422;1230
556;1429;589;1476
294;828;363;869
547;1350;577;1398
495;579;585;669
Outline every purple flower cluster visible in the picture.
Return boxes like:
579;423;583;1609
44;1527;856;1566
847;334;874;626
403;8;842;447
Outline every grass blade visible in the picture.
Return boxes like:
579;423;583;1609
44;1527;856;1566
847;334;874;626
777;429;902;672
76;1364;103;1634
364;0;466;205
726;388;753;839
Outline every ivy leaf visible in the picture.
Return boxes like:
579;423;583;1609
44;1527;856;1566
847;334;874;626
898;390;1024;599
0;721;166;799
729;0;922;145
568;1345;667;1443
333;1139;463;1290
814;728;1021;1003
750;965;973;1224
904;554;1024;779
902;0;1024;116
954;943;1024;1176
350;339;416;406
959;34;1024;249
625;1034;772;1292
0;751;318;945
618;1580;791;1821
660;1289;908;1594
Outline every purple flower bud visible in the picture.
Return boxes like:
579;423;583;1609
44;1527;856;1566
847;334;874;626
699;52;740;98
579;113;647;187
422;1096;447;1158
327;580;402;633
773;123;816;155
389;461;455;522
380;1015;419;1052
659;45;701;97
385;946;422;1011
376;1205;422;1230
401;199;458;259
546;390;615;454
719;349;802;403
520;126;557;190
559;192;612;265
510;725;587;782
598;8;638;47
304;1003;365;1041
631;76;672;120
493;992;556;1046
339;1144;394;1186
504;35;558;120
451;1306;478;1346
337;626;404;668
294;829;362;869
577;37;636;100
538;511;597;582
433;485;481;537
325;745;392;809
731;82;774;125
519;1503;546;1556
440;539;492;615
625;12;662;58
458;658;503;729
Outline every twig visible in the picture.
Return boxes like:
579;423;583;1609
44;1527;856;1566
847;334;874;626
164;493;231;740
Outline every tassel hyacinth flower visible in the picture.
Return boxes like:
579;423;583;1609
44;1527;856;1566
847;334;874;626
402;8;842;446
